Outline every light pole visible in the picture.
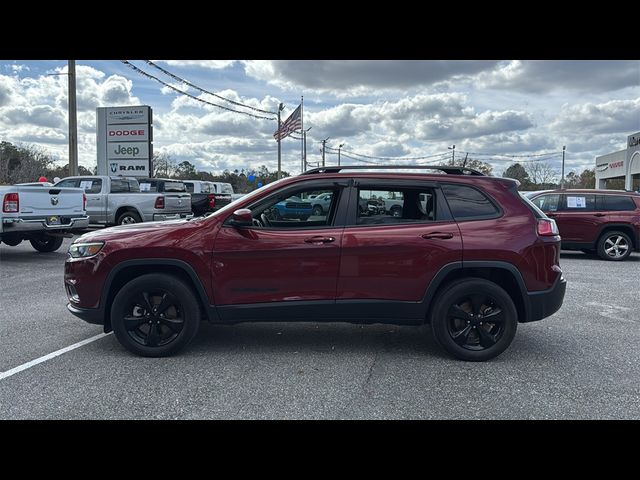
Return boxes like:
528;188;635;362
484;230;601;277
276;103;284;179
303;127;312;172
561;145;566;189
448;145;455;165
338;143;345;166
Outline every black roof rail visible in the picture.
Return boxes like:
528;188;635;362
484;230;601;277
302;165;486;176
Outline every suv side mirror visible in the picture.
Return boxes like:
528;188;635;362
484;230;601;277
231;208;253;227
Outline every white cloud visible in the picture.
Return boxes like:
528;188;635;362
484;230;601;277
549;97;640;135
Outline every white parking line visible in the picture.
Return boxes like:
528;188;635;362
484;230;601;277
0;332;111;381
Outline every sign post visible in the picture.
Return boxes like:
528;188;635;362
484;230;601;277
97;106;153;177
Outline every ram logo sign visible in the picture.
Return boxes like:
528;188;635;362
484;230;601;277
110;162;118;173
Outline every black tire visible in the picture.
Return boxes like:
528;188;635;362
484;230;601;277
111;273;201;357
312;205;323;216
117;210;142;225
430;278;518;362
390;206;402;217
29;235;64;252
597;231;632;261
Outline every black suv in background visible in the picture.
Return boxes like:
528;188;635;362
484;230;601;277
528;189;640;261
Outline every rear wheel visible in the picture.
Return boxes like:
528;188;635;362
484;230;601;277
111;273;201;357
597;231;632;261
430;278;518;361
29;235;64;252
117;211;141;225
312;205;323;216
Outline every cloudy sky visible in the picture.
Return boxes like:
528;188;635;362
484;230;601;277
0;60;638;178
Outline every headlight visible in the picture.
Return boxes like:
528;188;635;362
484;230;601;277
68;242;104;258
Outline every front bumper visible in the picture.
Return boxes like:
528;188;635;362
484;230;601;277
152;213;193;221
523;275;567;322
67;303;104;325
1;215;90;233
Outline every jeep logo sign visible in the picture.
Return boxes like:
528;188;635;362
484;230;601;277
114;145;140;156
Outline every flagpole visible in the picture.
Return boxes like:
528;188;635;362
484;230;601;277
300;95;304;173
277;103;283;180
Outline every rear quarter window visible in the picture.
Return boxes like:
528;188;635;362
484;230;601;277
441;184;500;220
604;195;636;211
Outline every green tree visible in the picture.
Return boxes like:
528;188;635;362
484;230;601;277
175;160;198;179
579;168;595;188
443;156;493;176
502;163;531;188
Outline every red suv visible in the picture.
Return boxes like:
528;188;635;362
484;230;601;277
65;166;566;361
528;189;640;261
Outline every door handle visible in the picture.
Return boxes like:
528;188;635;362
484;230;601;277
421;232;454;240
593;213;606;217
304;236;335;244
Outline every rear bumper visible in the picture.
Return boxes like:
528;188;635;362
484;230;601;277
1;215;89;233
67;303;104;325
523;275;567;322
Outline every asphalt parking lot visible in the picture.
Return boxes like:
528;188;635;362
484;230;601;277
1;236;639;419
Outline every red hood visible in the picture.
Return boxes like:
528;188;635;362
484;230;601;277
74;217;214;244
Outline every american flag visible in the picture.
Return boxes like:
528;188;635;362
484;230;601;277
273;104;302;141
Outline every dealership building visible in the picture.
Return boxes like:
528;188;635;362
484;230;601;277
595;132;640;191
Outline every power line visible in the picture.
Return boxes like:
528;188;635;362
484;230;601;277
121;61;276;121
458;150;564;158
324;147;451;161
144;60;276;115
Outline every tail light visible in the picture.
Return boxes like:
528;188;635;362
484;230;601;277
208;194;216;209
83;193;87;210
537;218;559;236
154;196;165;209
3;193;19;212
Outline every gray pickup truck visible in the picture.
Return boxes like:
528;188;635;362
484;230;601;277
55;176;192;226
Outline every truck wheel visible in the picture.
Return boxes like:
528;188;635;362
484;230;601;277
430;278;518;362
1;235;22;246
117;211;141;225
597;231;632;261
111;273;201;357
29;235;64;252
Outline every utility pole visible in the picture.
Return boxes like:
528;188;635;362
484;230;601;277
338;143;344;166
277;103;283;179
321;137;329;167
68;60;78;176
448;144;455;165
561;145;566;189
462;152;468;168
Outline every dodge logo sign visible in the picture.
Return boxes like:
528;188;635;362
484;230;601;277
50;196;59;205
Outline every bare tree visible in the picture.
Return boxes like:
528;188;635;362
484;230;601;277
525;161;558;188
152;153;177;178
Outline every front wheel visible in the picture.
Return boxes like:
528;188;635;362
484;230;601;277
597;231;632;261
111;273;201;357
29;235;64;252
430;278;518;361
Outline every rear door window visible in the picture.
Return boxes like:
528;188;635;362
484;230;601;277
563;194;595;212
441;184;500;220
184;182;195;193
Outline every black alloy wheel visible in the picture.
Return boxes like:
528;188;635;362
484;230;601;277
430;278;517;361
111;274;200;357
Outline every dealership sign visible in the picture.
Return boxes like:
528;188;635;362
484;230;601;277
97;106;152;178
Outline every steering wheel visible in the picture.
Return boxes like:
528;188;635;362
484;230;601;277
252;217;263;227
260;213;271;227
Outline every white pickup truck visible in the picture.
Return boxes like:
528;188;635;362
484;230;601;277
0;184;89;252
55;175;192;226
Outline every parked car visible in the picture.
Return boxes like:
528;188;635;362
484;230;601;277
528;189;640;261
55;176;192;226
269;195;314;220
0;183;88;252
65;165;566;361
182;180;232;216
